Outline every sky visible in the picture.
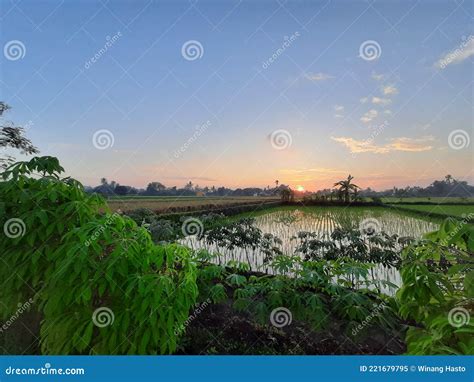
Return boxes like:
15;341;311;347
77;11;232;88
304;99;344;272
1;0;473;191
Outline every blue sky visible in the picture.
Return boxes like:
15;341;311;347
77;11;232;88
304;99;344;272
1;0;472;190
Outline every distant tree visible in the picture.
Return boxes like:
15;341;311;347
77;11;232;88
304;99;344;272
0;102;39;168
114;184;129;195
275;180;279;188
334;175;360;203
184;181;193;190
280;187;294;202
146;182;166;193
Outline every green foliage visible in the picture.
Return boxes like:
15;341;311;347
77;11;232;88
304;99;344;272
294;228;405;269
0;157;198;354
397;218;474;355
193;252;397;335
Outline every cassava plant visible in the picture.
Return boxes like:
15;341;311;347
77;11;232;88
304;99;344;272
397;218;474;354
0;156;198;354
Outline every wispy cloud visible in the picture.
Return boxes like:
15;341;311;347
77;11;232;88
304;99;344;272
360;109;378;123
331;136;435;154
305;72;334;81
372;96;391;106
382;85;398;95
360;97;369;104
435;36;474;69
334;105;344;112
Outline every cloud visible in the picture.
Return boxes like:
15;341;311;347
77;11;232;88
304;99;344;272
382;85;398;95
305;72;334;81
334;114;344;119
334;105;344;112
360;109;378;123
435;36;474;69
383;110;393;115
372;72;384;81
360;97;368;104
331;136;435;154
372;96;391;106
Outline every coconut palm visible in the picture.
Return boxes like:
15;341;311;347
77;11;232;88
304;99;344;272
334;175;360;203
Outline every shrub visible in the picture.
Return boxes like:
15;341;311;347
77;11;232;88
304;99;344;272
397;219;474;354
0;157;198;354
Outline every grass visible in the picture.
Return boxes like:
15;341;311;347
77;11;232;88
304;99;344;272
380;197;474;204
107;195;280;213
392;204;474;218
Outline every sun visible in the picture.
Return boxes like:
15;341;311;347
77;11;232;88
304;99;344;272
296;185;305;192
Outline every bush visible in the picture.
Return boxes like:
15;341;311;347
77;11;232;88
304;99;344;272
397;219;474;354
0;157;198;354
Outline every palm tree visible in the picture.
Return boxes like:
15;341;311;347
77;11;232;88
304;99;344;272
334;175;360;203
275;180;279;188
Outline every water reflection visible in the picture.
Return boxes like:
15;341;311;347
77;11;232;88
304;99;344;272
184;207;439;295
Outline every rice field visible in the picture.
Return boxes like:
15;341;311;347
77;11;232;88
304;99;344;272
183;206;440;295
107;196;280;213
381;196;474;204
393;204;474;218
